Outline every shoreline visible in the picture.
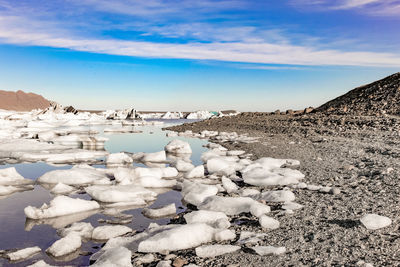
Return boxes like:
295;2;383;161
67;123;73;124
166;112;400;266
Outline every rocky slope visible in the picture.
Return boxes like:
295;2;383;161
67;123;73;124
0;90;51;111
316;72;400;115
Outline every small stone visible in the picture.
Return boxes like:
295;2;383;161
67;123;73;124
164;254;177;260
172;257;187;267
330;188;341;195
156;260;172;267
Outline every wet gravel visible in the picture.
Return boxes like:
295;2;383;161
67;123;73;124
165;112;400;266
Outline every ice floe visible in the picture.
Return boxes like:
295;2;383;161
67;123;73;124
165;139;192;154
142;203;177;218
92;225;132;240
24;196;100;219
6;246;41;261
85;185;157;204
46;232;82;257
38;166;111;185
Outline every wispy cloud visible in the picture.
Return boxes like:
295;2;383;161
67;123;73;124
290;0;400;15
0;0;399;67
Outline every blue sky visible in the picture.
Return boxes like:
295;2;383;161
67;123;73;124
0;0;399;111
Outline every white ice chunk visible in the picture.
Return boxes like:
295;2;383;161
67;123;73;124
173;160;194;172
214;229;236;242
58;222;94;239
185;165;204;179
282;202;304;211
46;233;82;257
260;190;296;203
242;165;304;186
7;246;41;261
106;153;133;166
85;185;157;203
198;196;264;216
0;167;31;186
92;225;132;240
195;245;240;258
92;247;132;267
165;139;192;154
24;196;100;219
50;183;75;195
181;181;218;206
252;246;286;256
207;157;238;176
142;151;166;162
38;167;111;185
221;177;238;193
184;210;230;229
237;231;267;245
360;214;392;230
142;203;177;218
249;202;271;217
138;223;217;253
259;215;280;229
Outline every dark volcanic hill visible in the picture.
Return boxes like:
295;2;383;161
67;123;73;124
316;72;400;116
0;90;51;111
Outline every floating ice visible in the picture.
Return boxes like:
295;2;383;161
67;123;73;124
50;183;75;195
85;185;157;203
142;151;167;162
20;150;108;164
46;233;82;257
195;245;240;258
142;203;177;218
181;181;218;206
106;153;133;166
0;167;31;186
360;214;392;230
92;247;133;267
92;225;132;240
138;223;218;253
252;246;286;256
58;222;94;239
6;246;41;261
0;185;27;196
260;190;296;203
24;196;100;219
38;166;111;185
259;215;280;229
165;139;192;154
186;111;214;120
27;260;55;267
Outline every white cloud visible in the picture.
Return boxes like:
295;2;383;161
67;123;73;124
291;0;400;15
0;14;400;67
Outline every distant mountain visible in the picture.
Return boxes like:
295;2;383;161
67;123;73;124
0;90;51;111
316;72;400;116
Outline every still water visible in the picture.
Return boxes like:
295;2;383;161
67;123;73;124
0;119;208;266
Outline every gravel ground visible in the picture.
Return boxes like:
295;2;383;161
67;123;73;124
165;112;400;267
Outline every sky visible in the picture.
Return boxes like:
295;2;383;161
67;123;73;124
0;0;399;111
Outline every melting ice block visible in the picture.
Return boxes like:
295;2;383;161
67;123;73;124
46;233;82;257
138;223;218;253
165;139;192;154
252;246;286;256
24;195;100;219
92;247;132;267
85;185;157;203
92;225;132;240
7;246;41;261
0;167;31;186
195;245;240;258
181;181;218;206
142;203;177;218
198;196;269;216
38;166;111;185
